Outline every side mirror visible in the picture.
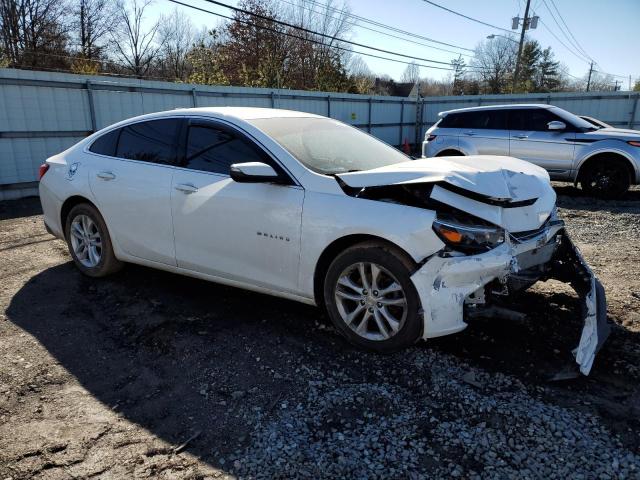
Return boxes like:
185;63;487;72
547;120;566;131
230;162;280;183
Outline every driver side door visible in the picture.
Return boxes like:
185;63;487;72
170;119;305;294
508;108;576;179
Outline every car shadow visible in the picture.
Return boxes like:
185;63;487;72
6;261;640;471
5;260;330;474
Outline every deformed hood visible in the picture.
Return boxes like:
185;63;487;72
337;155;550;202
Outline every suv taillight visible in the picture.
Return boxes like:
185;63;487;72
426;134;437;142
38;163;50;180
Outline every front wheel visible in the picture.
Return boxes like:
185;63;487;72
323;242;423;352
580;160;630;199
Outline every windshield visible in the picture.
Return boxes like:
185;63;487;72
550;106;599;131
248;117;410;175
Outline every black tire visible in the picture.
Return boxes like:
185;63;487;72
64;203;123;277
323;241;422;353
580;159;630;199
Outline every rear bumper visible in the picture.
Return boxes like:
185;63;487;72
411;223;609;375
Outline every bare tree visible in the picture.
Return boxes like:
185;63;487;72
71;0;117;60
347;55;374;94
0;0;69;68
400;61;420;85
111;0;161;77
470;37;517;93
157;8;195;81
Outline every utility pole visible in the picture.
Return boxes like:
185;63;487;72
586;62;594;92
614;80;620;91
512;0;531;93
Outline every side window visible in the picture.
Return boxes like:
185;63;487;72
89;129;120;156
439;113;461;128
509;109;559;131
184;124;267;175
115;119;180;165
461;110;507;130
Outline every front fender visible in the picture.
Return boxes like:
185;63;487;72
573;141;640;183
299;191;444;299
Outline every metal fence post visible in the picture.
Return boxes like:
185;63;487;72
368;97;373;133
191;87;197;107
86;80;97;133
270;91;275;108
327;95;331;118
629;93;639;128
398;100;405;147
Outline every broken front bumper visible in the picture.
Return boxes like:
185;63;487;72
411;221;610;375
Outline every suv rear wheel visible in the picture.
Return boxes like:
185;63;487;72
580;159;630;199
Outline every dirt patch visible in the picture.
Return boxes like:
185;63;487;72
1;187;639;479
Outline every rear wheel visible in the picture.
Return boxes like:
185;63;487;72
436;149;464;157
65;203;123;277
323;242;422;352
580;159;630;199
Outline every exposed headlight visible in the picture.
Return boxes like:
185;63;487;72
433;218;505;253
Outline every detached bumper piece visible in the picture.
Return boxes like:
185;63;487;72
548;232;610;375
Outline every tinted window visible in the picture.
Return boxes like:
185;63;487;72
460;110;507;130
185;125;266;175
509;108;562;131
116;119;180;165
89;129;119;156
439;114;458;128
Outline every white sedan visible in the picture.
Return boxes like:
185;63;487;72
38;107;609;374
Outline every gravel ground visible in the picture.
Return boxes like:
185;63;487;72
0;186;639;479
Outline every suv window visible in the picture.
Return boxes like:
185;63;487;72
461;110;507;130
509;108;563;131
89;129;120;156
115;119;181;165
439;110;507;129
185;124;268;175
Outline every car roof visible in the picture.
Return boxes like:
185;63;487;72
439;104;554;117
124;107;325;124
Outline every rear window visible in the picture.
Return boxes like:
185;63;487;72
89;129;119;157
440;110;507;129
115;119;181;165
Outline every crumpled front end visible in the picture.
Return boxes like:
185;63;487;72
411;219;610;376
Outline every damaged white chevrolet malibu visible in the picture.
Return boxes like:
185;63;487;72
38;107;609;375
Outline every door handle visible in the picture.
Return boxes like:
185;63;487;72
96;171;116;181
463;130;476;136
514;134;528;139
175;183;198;194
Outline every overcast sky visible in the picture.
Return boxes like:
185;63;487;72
150;0;640;89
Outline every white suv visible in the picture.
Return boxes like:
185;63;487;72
423;104;640;198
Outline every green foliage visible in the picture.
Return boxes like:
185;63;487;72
634;79;640;92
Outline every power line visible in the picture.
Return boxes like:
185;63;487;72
302;0;475;53
280;0;473;57
546;0;593;62
167;0;487;73
419;0;513;34
199;0;461;67
539;19;590;64
279;0;474;57
541;0;593;63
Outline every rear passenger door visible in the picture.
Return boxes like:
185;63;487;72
457;110;509;156
508;108;575;178
87;118;183;266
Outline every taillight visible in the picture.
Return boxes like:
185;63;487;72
426;134;437;142
628;141;640;147
38;163;50;180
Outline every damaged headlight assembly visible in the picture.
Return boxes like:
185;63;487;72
432;217;505;254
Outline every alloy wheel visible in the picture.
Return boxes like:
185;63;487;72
69;214;102;268
333;262;408;341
